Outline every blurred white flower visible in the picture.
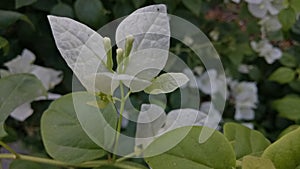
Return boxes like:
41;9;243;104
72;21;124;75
231;0;241;4
209;29;220;41
0;49;63;121
246;0;283;18
251;40;282;64
238;64;253;74
242;122;254;129
259;15;282;32
229;80;258;120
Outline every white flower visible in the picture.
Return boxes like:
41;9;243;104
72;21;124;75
259;15;282;32
209;29;220;41
229;80;258;120
251;40;282;64
246;0;283;18
0;49;63;121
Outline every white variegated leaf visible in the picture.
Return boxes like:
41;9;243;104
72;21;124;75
116;4;170;52
117;74;151;92
159;109;207;134
123;48;168;81
135;104;166;149
48;15;108;92
144;73;189;94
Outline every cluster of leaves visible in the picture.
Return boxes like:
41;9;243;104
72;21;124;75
0;0;300;169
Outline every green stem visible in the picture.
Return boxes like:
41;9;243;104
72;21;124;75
115;152;137;163
0;153;107;168
0;141;19;158
112;82;126;161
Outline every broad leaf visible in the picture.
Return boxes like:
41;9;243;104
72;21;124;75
74;0;107;29
41;92;106;163
0;10;34;29
75;93;118;151
15;0;36;9
272;95;300;120
135;104;166;149
0;74;46;137
95;161;148;169
48;15;108;93
262;128;300;169
145;126;236;169
224;122;270;159
290;0;300;12
268;67;295;84
242;156;275;169
144;73;189;94
116;4;170;54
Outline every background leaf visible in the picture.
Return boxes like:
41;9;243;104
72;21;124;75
50;2;74;18
0;74;46;137
0;10;34;29
268;67;295;84
278;7;296;31
224;122;271;159
15;0;37;9
272;95;300;121
74;0;107;29
0;36;9;55
145;126;236;169
41;92;106;163
182;0;201;16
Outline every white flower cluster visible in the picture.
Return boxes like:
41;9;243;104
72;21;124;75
0;49;63;121
251;39;282;64
184;67;258;125
231;0;285;64
228;80;258;121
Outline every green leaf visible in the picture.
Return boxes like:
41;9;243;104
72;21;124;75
272;95;300;120
224;122;271;159
144;73;189;94
279;53;298;68
262;128;300;169
278;7;297;31
74;0;107;29
131;0;146;8
145;126;236;169
15;0;37;9
0;10;34;29
182;0;201;16
41;92;106;163
290;0;300;12
278;125;300;138
50;2;74;18
75;92;118;152
0;36;9;55
268;67;295;84
0;74;46;137
242;156;276;169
